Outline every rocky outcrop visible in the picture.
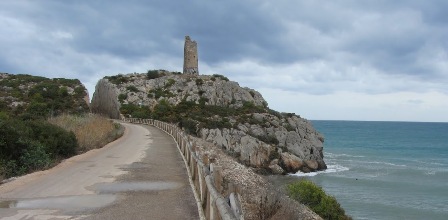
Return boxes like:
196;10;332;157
91;71;326;173
95;72;266;110
91;79;121;119
200;113;326;173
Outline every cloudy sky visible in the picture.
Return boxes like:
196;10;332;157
1;1;447;122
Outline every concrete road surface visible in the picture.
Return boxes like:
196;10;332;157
0;123;199;219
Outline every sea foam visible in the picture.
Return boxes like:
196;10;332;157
291;164;349;177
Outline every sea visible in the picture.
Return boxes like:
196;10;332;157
291;120;448;220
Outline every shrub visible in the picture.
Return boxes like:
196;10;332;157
126;85;139;93
284;124;296;132
73;86;86;98
25;101;48;119
151;99;174;121
212;74;229;81
106;75;128;85
249;90;256;98
199;97;209;106
165;78;176;88
149;88;174;99
118;93;128;103
27;120;78;157
287;179;352;220
180;119;198;135
195;78;203;86
202;118;232;130
268;109;283;119
254;134;279;145
147;70;165;79
19;141;51;172
0;118;78;178
120;104;151;119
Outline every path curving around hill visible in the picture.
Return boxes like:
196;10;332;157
0;123;199;219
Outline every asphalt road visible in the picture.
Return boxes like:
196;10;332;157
0;122;199;219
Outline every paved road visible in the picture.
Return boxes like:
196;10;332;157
0;123;199;219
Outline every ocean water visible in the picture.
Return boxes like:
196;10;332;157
292;120;448;220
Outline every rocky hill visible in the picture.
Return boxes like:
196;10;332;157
91;70;326;174
0;73;90;118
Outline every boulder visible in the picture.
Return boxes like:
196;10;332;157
269;164;285;175
280;152;304;173
305;160;319;171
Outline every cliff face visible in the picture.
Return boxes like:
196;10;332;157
91;71;326;173
90;79;121;119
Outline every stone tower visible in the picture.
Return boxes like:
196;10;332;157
183;36;199;75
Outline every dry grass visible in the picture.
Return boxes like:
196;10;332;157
48;114;124;152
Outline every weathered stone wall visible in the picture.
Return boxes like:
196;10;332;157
90;79;121;119
183;36;199;75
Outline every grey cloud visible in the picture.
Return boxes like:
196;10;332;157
0;0;447;97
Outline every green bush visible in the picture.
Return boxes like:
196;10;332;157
260;134;279;145
212;74;229;81
27;120;78;158
201;118;232;130
199;97;209;106
118;93;128;103
0;118;78;178
151;99;174;120
287;179;352;220
106;75;128;85
120;103;151;119
147;70;165;79
165;79;176;88
195;78;203;86
126;85;139;93
149;88;175;99
73;86;86;98
19;141;51;172
180;119;198;135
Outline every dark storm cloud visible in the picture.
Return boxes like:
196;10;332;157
0;0;447;94
0;1;286;63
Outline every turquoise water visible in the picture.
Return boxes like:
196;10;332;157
293;120;448;220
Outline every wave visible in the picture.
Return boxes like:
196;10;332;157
291;164;349;177
424;170;437;175
325;152;365;159
363;161;407;167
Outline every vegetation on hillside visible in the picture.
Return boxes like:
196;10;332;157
0;73;89;120
0;117;77;179
287;179;352;220
120;99;270;136
0;73;124;182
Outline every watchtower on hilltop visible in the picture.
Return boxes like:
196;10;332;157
183;36;199;75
